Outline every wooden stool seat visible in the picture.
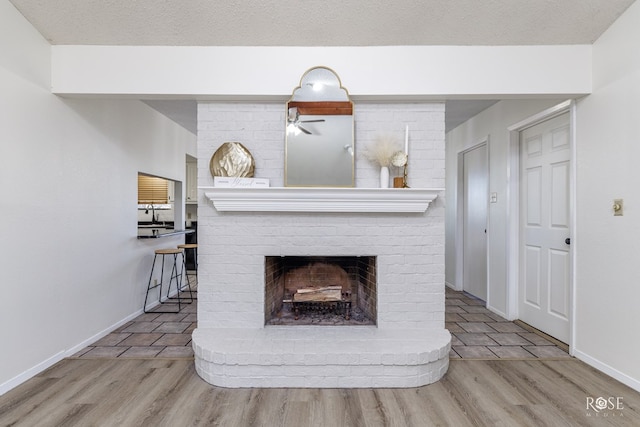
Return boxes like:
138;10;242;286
177;244;198;249
155;248;183;255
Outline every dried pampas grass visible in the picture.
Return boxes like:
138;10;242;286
363;135;402;167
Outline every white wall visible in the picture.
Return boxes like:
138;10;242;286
445;99;563;316
445;0;640;392
0;2;195;394
573;0;640;390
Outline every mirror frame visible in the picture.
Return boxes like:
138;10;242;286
284;66;355;187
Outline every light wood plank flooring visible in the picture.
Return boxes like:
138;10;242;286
1;358;638;426
2;288;635;425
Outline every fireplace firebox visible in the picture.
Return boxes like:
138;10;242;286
265;256;377;326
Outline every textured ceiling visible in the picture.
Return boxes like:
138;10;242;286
9;0;635;46
9;0;634;134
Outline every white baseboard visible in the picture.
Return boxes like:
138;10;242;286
486;304;510;320
445;281;461;291
0;308;145;397
573;349;640;393
0;350;65;396
63;309;145;357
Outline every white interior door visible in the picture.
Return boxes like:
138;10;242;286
519;112;571;343
463;143;488;301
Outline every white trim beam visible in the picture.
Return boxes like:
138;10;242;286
51;46;592;99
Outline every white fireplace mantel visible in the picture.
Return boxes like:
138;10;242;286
203;187;442;213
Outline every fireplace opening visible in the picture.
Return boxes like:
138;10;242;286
265;256;377;326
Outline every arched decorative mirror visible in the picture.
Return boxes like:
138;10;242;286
285;66;354;187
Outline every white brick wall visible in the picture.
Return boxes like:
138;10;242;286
354;103;445;189
196;102;445;330
193;101;448;388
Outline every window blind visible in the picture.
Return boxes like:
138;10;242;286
138;175;168;204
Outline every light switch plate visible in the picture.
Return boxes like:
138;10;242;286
613;199;623;216
490;192;498;203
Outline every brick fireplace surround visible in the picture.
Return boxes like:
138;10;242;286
192;102;450;388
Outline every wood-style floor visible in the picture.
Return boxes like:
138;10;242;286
1;357;638;426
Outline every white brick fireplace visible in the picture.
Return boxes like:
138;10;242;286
193;102;450;388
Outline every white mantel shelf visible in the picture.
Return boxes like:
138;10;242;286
203;187;443;213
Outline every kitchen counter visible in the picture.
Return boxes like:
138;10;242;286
137;227;195;239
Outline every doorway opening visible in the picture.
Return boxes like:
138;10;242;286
458;141;489;301
507;100;574;347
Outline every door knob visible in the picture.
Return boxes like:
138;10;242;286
565;238;571;245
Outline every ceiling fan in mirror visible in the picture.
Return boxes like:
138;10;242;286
287;107;325;135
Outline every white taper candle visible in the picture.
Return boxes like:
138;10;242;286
404;125;409;155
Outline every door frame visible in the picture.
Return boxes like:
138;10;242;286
455;137;490;302
506;99;576;352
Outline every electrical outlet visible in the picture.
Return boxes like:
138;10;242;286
154;279;158;285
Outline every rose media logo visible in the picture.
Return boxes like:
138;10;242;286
586;396;624;417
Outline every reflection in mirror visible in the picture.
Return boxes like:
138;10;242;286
285;66;354;187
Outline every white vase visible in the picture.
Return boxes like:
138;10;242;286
379;166;390;188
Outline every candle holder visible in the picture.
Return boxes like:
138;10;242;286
390;151;409;188
402;161;410;188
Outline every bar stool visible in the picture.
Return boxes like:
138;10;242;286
177;243;198;296
143;248;193;313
